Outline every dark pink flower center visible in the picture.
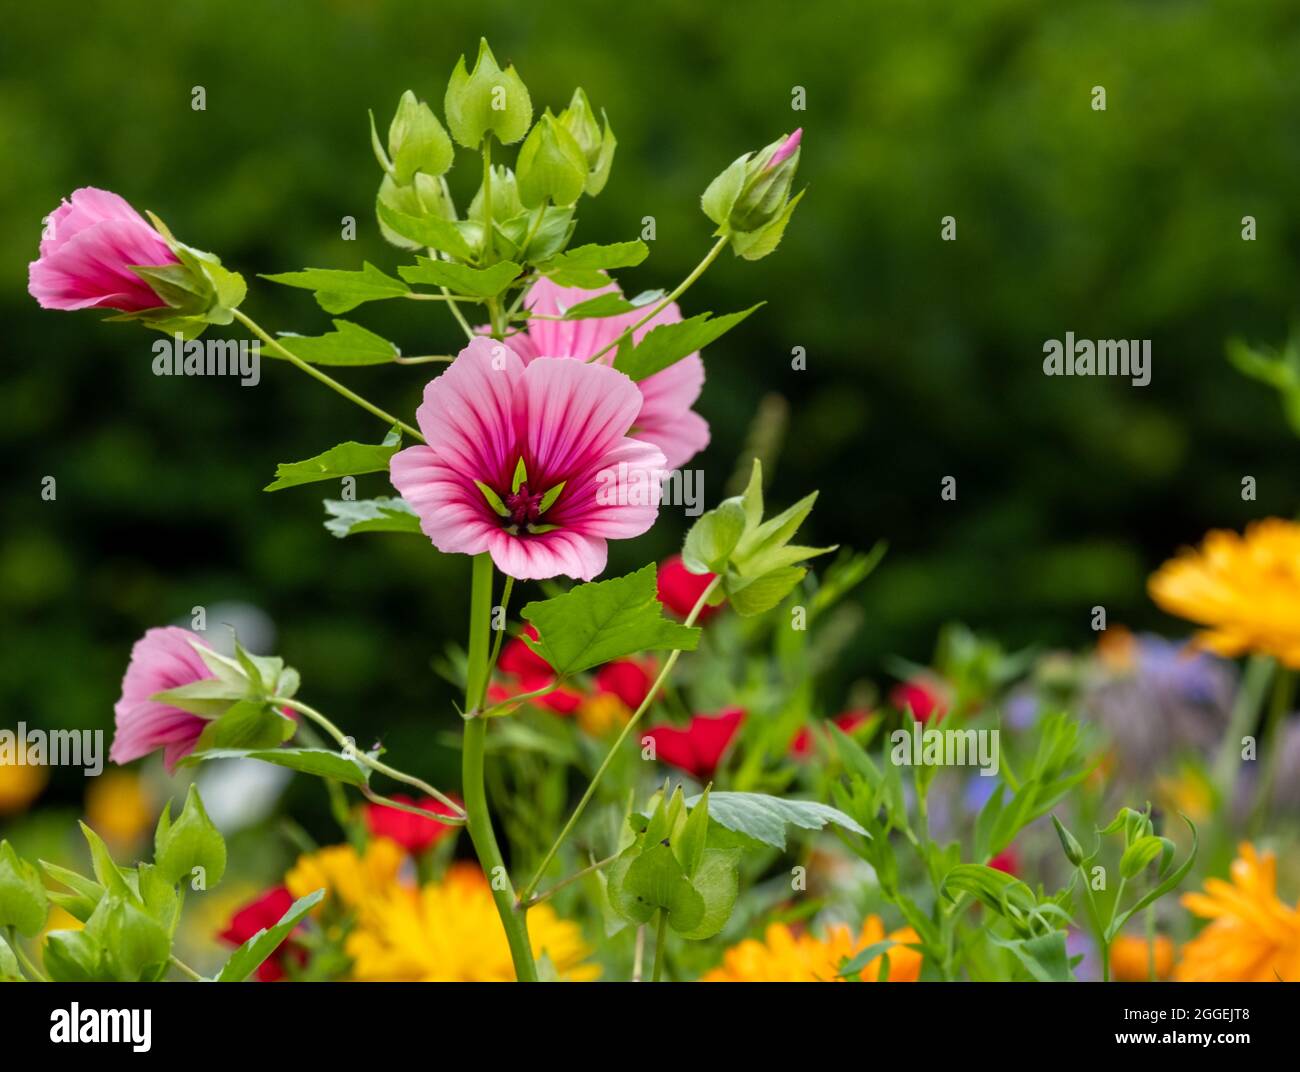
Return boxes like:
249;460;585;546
503;483;545;527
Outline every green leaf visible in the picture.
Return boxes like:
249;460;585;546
39;861;103;923
398;257;521;298
673;848;739;940
216;888;324;982
673;786;711;879
182;747;372;787
261;262;410;314
520;564;699;676
615;844;704;933
0;841;49;937
989;931;1073;982
724;566;807;617
558;289;663;320
682;500;746;574
685;792;866;850
43;929;105;982
78;823;134;902
376;201;479;261
1109;816;1198;938
537;241;648;288
731;188;805;261
148;677;245;718
192;699;296;752
499;205;575;263
388;90;453;183
265;432;401;492
154;785;226;888
0;931;22;981
614;304;763;381
838;939;898;978
84;895;171;982
323;497;422;538
271;320;399;366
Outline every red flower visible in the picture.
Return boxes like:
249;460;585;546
645;707;744;779
364;793;460;854
657;555;720;621
790;709;872;759
594;658;655;710
218;886;306;982
988;847;1019;876
890;679;948;724
490;624;583;712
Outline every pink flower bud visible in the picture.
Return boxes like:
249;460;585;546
766;128;802;171
28;187;177;312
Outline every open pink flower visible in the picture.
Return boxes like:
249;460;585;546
390;337;666;581
28;187;178;312
507;277;710;470
111;626;213;772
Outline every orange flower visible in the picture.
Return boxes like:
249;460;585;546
702;917;921;982
1110;934;1175;981
1174;843;1300;981
1149;520;1300;666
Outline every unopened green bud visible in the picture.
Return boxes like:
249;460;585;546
388;90;453;183
701;129;804;260
558;88;616;196
516;112;588;208
444;38;532;148
1051;814;1086;867
469;165;523;226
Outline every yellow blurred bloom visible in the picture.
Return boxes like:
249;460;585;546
702;917;922;982
285;838;406;912
576;691;630;736
84;770;152;845
0;745;48;815
1110;934;1175;981
1149;519;1300;666
346;863;597;981
1155;763;1215;823
1174;843;1300;981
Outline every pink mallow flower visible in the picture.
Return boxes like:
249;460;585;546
506;277;710;471
28;187;178;312
111;626;214;772
390;337;666;581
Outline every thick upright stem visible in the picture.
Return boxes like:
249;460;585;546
461;553;538;981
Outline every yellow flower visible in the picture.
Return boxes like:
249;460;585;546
576;691;630;736
84;771;153;844
1174;843;1300;981
1110;934;1175;981
0;745;48;815
1149;519;1300;666
702;917;922;982
285;838;406;912
1155;763;1215;823
346;863;597;981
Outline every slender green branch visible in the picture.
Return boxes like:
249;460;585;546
393;354;454;365
461;553;539;982
277;697;464;817
485;575;515;683
233;310;423;441
651;911;668;982
586;235;729;364
519;576;722;901
169;954;204;982
518;853;619;909
360;784;465;827
1250;664;1295;833
1215;654;1272;800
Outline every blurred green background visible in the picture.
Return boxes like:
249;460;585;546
4;0;1300;821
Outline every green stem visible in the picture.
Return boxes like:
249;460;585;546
233;310;423;441
8;927;48;981
587;235;729;364
392;354;454;365
485;575;514;683
1214;654;1273;802
462;553;538;982
277;697;464;817
652;911;668;982
1250;665;1295;834
169;954;204;982
481;139;493;263
519;853;619;909
519;576;721;902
